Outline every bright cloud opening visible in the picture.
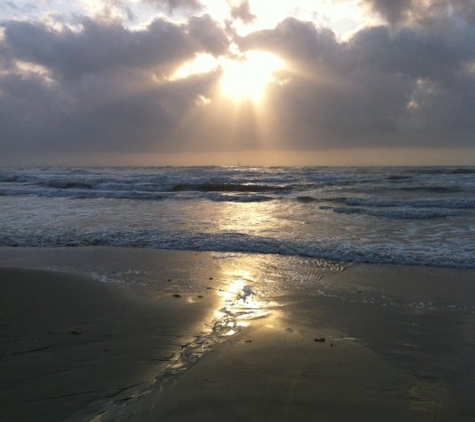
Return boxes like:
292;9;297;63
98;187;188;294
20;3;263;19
219;51;284;103
170;53;220;80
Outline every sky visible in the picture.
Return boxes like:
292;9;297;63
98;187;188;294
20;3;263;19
0;0;474;166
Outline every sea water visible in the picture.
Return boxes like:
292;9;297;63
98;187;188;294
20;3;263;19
1;166;474;267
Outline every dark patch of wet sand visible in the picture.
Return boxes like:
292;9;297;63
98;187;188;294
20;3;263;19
0;267;216;422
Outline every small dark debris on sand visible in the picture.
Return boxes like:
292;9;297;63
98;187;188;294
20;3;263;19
314;337;326;342
172;293;182;298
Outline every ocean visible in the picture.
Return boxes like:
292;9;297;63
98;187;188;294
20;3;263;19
2;166;475;422
1;166;474;268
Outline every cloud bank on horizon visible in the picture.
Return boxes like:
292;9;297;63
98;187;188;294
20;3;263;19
0;0;474;165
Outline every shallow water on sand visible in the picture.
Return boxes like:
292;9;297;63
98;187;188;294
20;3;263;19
1;247;475;421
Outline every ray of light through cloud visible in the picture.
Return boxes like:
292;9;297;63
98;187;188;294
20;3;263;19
0;0;474;165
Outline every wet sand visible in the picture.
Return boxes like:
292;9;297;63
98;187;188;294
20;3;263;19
0;266;218;422
0;248;474;422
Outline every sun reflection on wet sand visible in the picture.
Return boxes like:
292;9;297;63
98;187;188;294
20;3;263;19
212;267;279;338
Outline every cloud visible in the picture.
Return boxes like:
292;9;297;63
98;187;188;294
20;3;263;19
4;1;20;11
187;14;229;56
141;0;202;13
2;15;228;80
0;61;220;154
361;0;475;25
238;17;339;63
237;13;475;149
0;13;227;156
229;0;256;24
107;0;136;21
361;0;413;24
0;2;474;164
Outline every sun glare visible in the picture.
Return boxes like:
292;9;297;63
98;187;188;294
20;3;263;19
170;53;219;81
220;51;284;103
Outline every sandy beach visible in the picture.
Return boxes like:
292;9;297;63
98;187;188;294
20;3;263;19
0;266;218;422
1;248;474;422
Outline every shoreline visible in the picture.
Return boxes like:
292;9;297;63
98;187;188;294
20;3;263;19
1;247;474;421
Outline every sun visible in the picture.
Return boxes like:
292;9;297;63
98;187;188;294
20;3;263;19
219;51;284;103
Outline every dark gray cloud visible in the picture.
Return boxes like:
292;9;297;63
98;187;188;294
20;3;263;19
238;13;475;149
2;15;227;80
238;17;339;64
361;0;413;24
361;0;475;25
0;3;474;163
0;14;226;156
187;14;229;56
0;62;220;155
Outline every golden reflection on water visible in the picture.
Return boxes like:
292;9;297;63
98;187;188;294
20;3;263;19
211;201;288;238
213;263;279;337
